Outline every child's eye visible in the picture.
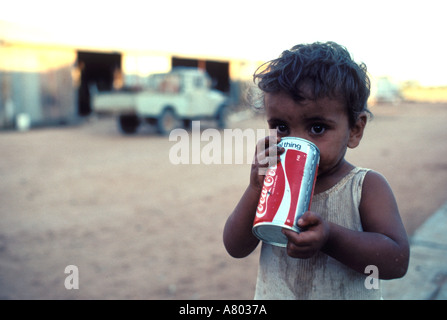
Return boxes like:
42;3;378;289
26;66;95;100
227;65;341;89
276;124;289;135
310;124;326;135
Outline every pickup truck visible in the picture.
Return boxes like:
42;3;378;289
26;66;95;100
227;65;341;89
92;68;230;135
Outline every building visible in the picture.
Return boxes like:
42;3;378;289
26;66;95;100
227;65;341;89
0;21;260;129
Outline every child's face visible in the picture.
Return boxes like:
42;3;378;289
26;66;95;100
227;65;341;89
265;91;363;177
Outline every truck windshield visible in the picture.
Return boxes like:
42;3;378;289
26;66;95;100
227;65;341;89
147;73;181;93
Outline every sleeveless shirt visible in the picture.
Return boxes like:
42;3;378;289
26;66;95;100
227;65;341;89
254;167;382;300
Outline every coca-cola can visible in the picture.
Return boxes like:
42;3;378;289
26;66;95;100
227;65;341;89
252;137;320;247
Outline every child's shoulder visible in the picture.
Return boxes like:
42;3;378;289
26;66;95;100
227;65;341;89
359;168;398;217
351;167;390;187
362;169;392;192
354;167;394;199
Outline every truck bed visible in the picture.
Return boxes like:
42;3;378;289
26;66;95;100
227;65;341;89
92;91;138;114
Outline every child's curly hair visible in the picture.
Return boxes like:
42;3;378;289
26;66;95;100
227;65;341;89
253;41;372;127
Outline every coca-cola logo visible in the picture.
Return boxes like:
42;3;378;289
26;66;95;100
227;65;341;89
256;168;276;218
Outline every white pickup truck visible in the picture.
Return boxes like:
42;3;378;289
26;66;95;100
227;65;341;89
92;68;230;134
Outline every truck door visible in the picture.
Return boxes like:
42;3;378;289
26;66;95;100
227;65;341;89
186;74;212;117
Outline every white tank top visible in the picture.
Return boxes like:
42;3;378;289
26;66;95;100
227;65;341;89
254;167;382;299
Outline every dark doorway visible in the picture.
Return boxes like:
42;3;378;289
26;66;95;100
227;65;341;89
171;57;230;93
205;60;230;93
171;57;199;68
77;51;121;116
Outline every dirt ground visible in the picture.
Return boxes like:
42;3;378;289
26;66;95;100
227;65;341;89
1;102;447;300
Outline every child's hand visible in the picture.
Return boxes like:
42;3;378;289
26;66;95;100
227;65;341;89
282;211;329;259
250;135;284;191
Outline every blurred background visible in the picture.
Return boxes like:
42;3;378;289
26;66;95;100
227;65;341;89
1;0;446;300
1;0;446;128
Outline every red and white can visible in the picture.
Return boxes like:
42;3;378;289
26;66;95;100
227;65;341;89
252;137;320;247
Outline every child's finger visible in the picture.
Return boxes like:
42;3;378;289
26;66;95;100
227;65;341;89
256;136;284;166
282;229;315;258
256;136;279;154
282;228;301;243
260;135;282;152
297;211;321;229
282;228;312;246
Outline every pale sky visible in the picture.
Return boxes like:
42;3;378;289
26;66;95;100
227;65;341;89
1;0;446;86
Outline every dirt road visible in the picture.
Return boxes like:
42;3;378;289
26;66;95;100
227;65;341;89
1;102;446;299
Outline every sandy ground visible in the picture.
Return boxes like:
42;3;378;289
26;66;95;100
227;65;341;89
1;102;447;300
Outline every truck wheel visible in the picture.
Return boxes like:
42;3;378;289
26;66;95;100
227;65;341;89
216;105;229;129
118;115;140;134
157;108;180;135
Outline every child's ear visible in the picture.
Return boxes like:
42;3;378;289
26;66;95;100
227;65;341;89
348;112;367;149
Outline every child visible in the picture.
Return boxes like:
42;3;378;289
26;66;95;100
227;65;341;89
223;41;409;299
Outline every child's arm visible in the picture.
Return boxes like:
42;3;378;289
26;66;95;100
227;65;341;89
223;185;262;258
283;170;410;279
223;136;283;258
